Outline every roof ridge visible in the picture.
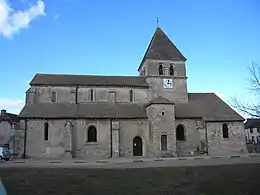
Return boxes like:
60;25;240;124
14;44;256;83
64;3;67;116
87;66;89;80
35;73;143;78
145;96;174;107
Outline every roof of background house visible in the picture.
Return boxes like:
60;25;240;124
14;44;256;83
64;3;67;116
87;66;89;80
244;119;260;129
138;27;186;71
0;111;19;124
19;103;147;119
30;74;149;88
145;96;174;107
175;93;245;122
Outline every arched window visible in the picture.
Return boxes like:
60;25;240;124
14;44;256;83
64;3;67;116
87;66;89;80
222;123;229;138
130;89;133;102
87;126;97;142
44;122;49;141
51;92;56;102
176;124;185;141
158;64;163;75
169;65;174;76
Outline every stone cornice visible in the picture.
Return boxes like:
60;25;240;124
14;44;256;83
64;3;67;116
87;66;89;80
30;84;149;89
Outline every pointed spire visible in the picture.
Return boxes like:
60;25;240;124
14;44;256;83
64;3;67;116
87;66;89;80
138;27;186;70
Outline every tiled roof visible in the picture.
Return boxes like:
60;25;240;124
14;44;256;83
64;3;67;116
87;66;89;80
145;96;174;107
19;103;147;119
0;112;19;124
18;93;244;122
30;74;149;88
244;119;260;129
175;93;245;122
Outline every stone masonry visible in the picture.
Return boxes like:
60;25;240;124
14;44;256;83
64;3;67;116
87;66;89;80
17;27;247;159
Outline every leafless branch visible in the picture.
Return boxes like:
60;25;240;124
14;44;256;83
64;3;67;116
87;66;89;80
231;95;260;118
248;62;260;93
230;62;260;118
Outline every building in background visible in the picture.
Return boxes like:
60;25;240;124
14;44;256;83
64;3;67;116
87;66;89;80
0;109;19;152
244;119;260;144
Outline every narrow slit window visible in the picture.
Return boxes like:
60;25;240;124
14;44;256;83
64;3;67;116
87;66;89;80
130;89;133;102
90;89;94;102
44;122;49;141
159;64;163;75
169;65;174;76
51;92;56;102
222;123;229;138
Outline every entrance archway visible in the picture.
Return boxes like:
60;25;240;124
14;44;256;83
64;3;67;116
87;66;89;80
133;136;142;156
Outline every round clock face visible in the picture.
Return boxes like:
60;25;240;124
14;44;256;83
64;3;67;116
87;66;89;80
163;78;173;89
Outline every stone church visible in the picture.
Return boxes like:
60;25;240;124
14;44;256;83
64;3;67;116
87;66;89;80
18;27;246;159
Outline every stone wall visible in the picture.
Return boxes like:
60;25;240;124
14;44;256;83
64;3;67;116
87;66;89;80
142;59;188;103
119;119;149;157
24;118;149;159
26;86;148;104
207;121;247;156
175;119;206;157
146;104;176;157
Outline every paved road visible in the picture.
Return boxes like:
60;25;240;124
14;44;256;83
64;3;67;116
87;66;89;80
0;155;260;169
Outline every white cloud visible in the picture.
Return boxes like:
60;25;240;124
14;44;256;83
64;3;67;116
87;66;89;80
0;0;45;38
215;92;224;99
0;99;24;108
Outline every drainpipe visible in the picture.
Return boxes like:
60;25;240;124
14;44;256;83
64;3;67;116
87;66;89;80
71;85;78;158
203;118;209;155
23;119;28;159
110;119;113;158
75;85;78;104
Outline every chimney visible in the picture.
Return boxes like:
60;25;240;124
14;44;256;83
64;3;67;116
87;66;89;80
1;109;6;117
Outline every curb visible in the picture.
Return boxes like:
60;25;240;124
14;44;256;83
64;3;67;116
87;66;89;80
73;160;86;163
48;160;62;163
230;155;241;158
133;159;143;162
97;160;108;163
249;154;259;158
13;161;25;163
211;156;221;159
154;158;164;161
193;157;204;160
5;154;260;165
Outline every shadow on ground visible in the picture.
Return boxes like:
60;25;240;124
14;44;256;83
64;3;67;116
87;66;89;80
0;163;260;195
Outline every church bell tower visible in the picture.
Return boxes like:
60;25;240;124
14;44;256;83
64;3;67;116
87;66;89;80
138;27;188;103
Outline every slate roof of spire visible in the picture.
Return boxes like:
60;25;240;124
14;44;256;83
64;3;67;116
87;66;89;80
138;27;186;71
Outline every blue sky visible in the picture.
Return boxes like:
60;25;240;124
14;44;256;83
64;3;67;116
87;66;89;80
0;0;259;115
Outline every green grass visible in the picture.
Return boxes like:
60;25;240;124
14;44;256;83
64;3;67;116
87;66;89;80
0;164;260;195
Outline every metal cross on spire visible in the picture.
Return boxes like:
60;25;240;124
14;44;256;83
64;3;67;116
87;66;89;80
157;16;160;27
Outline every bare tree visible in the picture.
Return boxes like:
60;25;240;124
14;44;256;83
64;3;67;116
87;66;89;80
231;61;260;118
